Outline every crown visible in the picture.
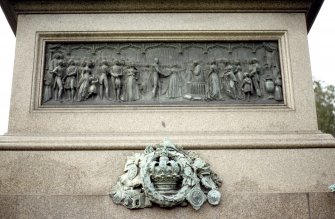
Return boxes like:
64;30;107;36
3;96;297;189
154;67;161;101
149;147;182;195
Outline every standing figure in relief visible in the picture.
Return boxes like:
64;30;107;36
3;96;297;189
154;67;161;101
51;59;66;101
151;58;164;98
207;60;222;100
167;65;182;99
44;53;62;102
77;63;98;101
241;72;252;102
249;58;262;97
272;64;281;82
63;59;78;102
124;64;140;101
224;62;238;99
184;63;193;82
183;63;194;96
111;60;123;102
274;74;283;101
234;60;244;99
98;60;110;100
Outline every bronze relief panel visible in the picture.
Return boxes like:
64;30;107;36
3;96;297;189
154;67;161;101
41;41;283;106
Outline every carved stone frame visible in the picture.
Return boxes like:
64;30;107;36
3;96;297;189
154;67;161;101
31;31;293;112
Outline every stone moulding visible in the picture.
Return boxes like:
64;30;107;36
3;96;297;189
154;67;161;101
1;131;335;150
31;30;293;112
110;139;222;210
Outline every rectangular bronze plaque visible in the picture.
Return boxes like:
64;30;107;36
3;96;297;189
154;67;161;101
41;41;283;106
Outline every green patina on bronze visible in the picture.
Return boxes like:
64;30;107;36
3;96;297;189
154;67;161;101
42;41;283;106
110;139;222;210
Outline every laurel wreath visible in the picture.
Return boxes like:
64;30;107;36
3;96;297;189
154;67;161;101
140;151;194;207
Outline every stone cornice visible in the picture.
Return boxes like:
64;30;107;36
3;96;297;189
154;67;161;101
1;0;324;35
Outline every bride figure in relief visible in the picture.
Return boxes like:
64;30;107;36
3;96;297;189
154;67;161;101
124;63;140;101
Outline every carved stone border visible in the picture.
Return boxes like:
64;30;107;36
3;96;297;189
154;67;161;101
31;31;293;113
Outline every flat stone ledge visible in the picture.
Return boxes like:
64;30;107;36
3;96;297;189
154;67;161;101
0;132;334;150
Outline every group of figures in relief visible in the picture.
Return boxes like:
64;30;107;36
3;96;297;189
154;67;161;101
43;54;141;103
43;53;283;104
110;139;222;210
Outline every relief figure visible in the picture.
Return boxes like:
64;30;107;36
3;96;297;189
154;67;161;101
167;66;182;99
111;60;123;102
241;72;252;102
124;64;140;101
77;62;98;101
98;60;110;100
51;59;66;101
152;58;164;98
63;59;78;102
274;74;283;101
249;58;262;97
44;53;62;102
207;60;222;100
234;60;244;99
223;62;238;99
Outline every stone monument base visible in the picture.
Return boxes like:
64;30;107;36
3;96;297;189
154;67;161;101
1;140;335;218
1;0;334;217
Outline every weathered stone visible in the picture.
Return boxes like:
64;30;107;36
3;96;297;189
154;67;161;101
0;196;18;219
309;192;335;219
220;193;309;219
